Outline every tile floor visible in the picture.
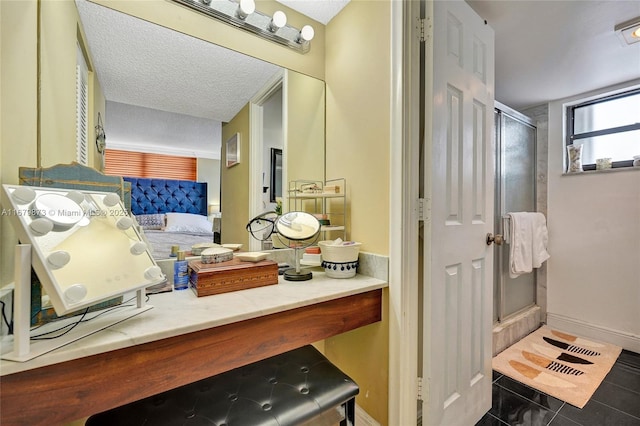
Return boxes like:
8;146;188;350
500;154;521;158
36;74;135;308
476;349;640;426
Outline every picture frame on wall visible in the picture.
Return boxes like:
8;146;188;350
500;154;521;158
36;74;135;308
270;148;282;202
226;133;240;168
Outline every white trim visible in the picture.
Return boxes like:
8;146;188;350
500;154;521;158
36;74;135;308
563;80;640;108
547;313;640;353
389;1;420;425
249;70;284;251
76;43;89;166
106;141;219;160
281;70;289;212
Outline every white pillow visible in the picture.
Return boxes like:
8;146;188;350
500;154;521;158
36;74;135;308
164;212;212;233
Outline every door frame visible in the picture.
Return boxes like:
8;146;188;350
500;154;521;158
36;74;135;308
388;1;421;425
392;1;495;424
493;101;538;322
249;69;284;251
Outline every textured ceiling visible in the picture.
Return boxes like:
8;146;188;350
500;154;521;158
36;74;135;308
76;0;281;122
275;0;350;24
467;0;640;110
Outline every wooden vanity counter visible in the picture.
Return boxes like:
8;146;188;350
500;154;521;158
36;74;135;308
0;272;386;426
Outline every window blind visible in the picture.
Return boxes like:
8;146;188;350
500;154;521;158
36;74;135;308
104;149;197;180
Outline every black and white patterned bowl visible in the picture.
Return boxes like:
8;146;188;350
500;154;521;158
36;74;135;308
321;260;359;279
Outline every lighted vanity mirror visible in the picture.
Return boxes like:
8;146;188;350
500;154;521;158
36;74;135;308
1;184;164;316
75;0;326;251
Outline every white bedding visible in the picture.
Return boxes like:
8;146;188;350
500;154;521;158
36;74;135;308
143;230;214;259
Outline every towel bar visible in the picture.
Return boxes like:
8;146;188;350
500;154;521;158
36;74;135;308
502;212;548;245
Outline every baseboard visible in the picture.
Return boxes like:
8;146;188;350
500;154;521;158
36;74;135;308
493;306;541;356
546;313;640;353
356;404;381;426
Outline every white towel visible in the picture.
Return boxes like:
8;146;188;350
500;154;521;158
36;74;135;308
507;212;550;278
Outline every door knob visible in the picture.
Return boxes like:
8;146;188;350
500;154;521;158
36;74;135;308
486;233;504;246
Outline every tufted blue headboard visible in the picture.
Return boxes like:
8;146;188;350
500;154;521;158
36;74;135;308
123;177;208;216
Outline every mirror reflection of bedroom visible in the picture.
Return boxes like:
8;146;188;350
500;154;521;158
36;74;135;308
76;0;325;258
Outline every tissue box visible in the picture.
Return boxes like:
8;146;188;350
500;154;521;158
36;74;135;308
323;185;340;193
188;258;278;297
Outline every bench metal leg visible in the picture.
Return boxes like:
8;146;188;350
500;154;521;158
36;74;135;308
341;397;356;426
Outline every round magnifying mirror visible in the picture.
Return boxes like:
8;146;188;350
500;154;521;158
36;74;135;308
275;212;320;241
274;212;320;282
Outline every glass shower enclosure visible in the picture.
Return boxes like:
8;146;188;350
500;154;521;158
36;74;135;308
493;102;537;323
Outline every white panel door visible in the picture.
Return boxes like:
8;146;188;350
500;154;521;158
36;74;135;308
423;1;495;425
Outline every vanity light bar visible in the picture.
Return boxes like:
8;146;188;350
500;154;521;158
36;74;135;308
171;0;313;54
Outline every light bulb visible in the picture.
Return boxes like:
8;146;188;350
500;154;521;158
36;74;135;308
298;25;314;42
633;27;640;39
268;11;287;32
47;251;71;269
237;0;255;20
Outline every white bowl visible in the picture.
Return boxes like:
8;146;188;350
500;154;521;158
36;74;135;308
318;240;361;263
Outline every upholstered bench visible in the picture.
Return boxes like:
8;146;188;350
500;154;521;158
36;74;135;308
86;345;359;426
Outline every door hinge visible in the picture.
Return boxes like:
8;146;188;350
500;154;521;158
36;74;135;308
418;198;431;222
419;17;431;43
417;376;424;401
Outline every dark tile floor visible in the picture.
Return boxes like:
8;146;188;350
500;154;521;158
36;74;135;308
475;349;640;426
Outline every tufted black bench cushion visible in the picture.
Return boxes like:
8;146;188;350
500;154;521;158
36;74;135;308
85;345;359;426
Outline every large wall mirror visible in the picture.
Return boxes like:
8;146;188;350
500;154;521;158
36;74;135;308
76;0;325;253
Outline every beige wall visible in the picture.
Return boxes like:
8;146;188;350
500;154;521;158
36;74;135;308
1;0;39;182
324;1;391;424
0;1;55;285
325;0;390;254
221;105;251;248
285;69;325;186
1;0;39;284
39;0;82;167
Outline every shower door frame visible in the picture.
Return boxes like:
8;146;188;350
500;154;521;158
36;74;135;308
494;101;538;323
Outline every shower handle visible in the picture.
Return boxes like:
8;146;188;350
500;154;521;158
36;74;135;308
486;233;504;246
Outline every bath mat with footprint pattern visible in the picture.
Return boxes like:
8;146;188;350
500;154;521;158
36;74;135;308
492;326;621;408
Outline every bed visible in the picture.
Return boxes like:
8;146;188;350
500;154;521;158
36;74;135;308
124;177;215;259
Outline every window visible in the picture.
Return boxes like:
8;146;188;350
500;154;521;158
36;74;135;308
566;87;640;170
104;149;197;181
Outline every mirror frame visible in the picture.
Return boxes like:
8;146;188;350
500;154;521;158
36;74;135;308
80;1;326;251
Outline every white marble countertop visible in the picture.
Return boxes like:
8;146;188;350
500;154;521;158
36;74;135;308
0;271;387;376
